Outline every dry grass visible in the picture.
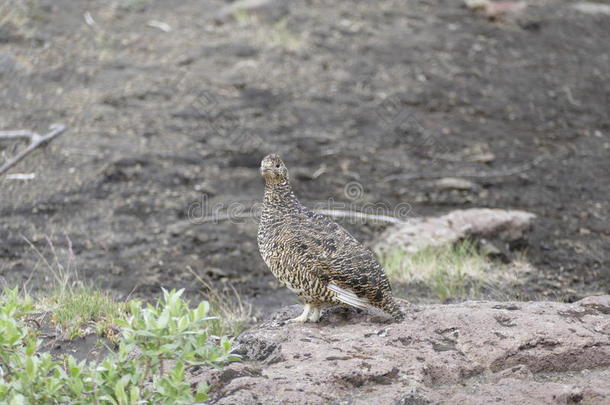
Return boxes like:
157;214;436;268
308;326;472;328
234;12;304;51
116;0;154;12
20;235;130;341
0;1;29;31
22;235;81;299
380;240;531;301
0;0;47;40
19;235;253;341
186;266;254;337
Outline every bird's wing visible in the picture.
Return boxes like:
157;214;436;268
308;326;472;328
290;207;389;308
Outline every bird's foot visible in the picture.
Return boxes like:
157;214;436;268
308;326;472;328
287;303;312;323
287;304;321;323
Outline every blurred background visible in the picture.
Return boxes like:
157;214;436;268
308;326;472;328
1;0;608;322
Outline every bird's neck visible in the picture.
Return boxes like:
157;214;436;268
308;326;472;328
264;180;299;209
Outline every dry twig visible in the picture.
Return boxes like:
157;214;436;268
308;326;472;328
0;124;66;176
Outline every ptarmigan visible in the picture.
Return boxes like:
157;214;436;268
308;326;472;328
257;154;403;323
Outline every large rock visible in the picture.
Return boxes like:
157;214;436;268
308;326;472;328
374;208;536;254
190;296;610;404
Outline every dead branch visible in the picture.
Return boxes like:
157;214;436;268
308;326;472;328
382;155;547;183
314;209;407;224
166;208;406;236
0;124;66;176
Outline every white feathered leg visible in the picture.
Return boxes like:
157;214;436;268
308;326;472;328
288;303;312;323
307;307;321;322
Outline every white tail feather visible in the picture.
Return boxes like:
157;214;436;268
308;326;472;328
327;282;370;310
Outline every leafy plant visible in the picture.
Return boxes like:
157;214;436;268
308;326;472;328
119;288;239;372
0;288;239;404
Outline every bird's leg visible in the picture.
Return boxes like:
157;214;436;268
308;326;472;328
288;303;312;323
307;306;321;322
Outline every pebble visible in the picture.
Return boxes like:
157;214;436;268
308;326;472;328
435;177;478;191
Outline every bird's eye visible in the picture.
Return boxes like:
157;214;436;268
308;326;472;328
275;164;280;168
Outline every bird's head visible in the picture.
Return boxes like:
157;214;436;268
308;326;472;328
260;154;289;184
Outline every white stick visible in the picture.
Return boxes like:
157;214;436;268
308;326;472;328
0;124;66;176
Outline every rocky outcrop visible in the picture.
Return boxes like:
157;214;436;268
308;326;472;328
374;208;536;254
191;296;610;404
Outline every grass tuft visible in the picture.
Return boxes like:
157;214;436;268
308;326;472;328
45;288;129;342
22;235;80;299
22;236;131;341
380;240;535;302
186;266;253;337
0;0;30;39
380;240;491;301
117;0;153;12
21;235;253;342
234;12;304;51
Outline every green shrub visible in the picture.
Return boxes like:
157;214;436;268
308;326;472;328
0;288;239;404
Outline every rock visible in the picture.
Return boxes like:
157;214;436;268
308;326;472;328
483;1;527;20
576;295;610;308
464;0;490;10
467;151;495;163
477;237;511;262
374;208;536;254
190;298;610;404
464;0;527;20
434;177;478;191
572;2;610;16
214;0;289;24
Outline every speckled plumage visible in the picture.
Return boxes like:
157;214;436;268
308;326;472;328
257;154;403;323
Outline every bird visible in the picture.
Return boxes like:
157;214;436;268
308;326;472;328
257;154;404;323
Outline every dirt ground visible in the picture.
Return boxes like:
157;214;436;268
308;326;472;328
1;0;608;318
